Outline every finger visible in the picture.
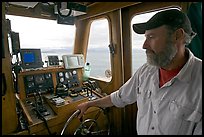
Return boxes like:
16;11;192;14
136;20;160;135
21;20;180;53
79;116;83;122
77;112;83;119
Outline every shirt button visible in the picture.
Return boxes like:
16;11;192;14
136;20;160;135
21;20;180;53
151;127;155;130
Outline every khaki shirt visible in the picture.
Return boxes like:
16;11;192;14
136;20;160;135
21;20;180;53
110;48;202;135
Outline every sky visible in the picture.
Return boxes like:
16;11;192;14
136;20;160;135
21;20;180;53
6;7;179;52
6;15;76;49
6;11;159;51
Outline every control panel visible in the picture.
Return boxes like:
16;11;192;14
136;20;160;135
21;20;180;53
24;73;54;97
17;67;103;135
23;93;56;124
56;70;79;88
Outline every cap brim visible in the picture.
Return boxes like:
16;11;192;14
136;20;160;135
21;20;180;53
133;23;147;34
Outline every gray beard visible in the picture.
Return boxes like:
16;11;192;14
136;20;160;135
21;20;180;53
146;41;177;67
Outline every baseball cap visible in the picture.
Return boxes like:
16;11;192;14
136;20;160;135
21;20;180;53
133;9;193;35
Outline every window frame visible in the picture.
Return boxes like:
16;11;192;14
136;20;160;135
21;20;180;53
85;16;112;82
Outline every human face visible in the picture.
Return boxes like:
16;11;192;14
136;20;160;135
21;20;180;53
143;25;177;67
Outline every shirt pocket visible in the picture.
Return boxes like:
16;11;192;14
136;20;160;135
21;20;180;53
137;84;151;115
184;110;202;123
168;100;202;134
169;100;201;122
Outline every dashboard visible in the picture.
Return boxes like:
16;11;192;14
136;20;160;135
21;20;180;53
17;67;103;134
24;73;54;96
18;67;83;99
22;69;81;98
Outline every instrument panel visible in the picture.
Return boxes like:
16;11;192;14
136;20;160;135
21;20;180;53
17;67;103;135
19;67;82;99
24;73;54;97
56;69;79;88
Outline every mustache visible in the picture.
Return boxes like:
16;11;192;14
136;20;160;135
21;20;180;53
146;49;155;55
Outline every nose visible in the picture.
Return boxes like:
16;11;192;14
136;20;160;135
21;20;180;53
142;39;148;49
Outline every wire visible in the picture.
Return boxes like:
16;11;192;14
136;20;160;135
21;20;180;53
34;108;52;135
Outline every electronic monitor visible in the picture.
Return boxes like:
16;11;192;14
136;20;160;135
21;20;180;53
62;54;84;69
20;48;43;69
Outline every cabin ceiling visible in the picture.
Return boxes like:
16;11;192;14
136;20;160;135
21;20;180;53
5;2;96;19
5;2;140;20
7;2;94;8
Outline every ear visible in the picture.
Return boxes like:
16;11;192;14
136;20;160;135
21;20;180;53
175;28;185;40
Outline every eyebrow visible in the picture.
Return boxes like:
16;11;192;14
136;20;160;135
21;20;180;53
145;33;155;37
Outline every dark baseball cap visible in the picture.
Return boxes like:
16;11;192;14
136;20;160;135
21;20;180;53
133;9;193;35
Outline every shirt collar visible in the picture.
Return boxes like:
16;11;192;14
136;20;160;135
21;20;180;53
175;48;195;82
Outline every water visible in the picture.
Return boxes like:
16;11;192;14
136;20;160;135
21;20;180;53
41;48;147;77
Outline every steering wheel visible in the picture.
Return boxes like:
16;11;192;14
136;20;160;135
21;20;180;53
60;107;110;135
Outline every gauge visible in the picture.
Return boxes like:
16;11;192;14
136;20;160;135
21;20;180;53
72;70;77;75
27;82;34;88
45;73;51;79
59;72;64;77
35;75;45;84
26;75;34;81
60;77;64;83
65;72;69;78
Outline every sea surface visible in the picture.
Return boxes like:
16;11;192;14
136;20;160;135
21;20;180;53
41;48;147;78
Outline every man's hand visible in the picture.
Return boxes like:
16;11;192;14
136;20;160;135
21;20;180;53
76;101;90;119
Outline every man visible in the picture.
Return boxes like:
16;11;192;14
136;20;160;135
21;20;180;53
77;9;202;135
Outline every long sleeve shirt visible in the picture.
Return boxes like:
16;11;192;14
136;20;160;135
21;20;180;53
110;48;202;135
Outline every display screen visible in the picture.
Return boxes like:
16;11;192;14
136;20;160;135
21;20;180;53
68;56;78;66
62;54;84;69
20;48;43;69
23;53;35;63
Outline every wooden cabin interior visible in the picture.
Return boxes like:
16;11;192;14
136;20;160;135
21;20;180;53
2;2;202;135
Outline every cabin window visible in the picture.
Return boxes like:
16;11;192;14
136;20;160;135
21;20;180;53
131;8;180;75
5;15;76;67
86;18;111;81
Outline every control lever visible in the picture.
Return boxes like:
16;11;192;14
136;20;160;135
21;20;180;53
87;80;96;101
37;91;43;106
37;91;44;107
33;92;52;134
82;81;96;100
33;92;38;109
32;91;47;115
88;80;96;90
38;91;47;113
82;87;89;97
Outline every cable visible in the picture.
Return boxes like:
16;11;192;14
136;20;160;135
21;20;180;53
35;108;52;135
33;92;52;135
